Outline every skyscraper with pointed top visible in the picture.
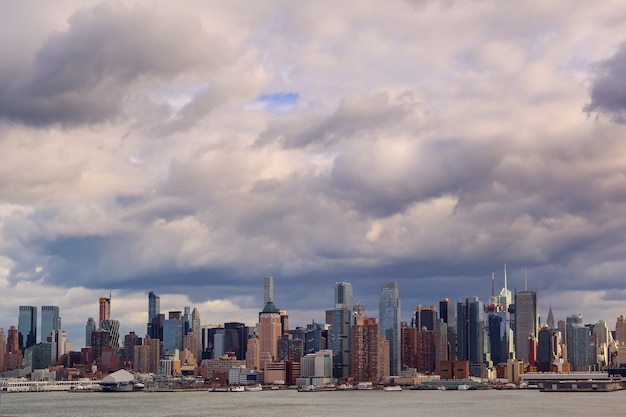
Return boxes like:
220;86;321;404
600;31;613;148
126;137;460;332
488;265;514;365
514;279;538;365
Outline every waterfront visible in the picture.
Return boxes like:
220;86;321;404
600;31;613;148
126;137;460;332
2;389;626;417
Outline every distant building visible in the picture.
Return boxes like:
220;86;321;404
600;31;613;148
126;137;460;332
264;276;274;305
99;297;111;327
147;291;160;338
379;282;401;376
259;301;281;365
123;331;142;368
41;306;60;343
331;282;353;379
85;317;96;348
0;328;6;372
514;289;538;365
457;297;485;377
18;306;37;351
101;319;120;350
351;317;383;382
616;315;626;345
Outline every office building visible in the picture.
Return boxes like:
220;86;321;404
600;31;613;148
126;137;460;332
51;328;67;365
412;304;437;330
379;281;401;375
566;314;593;371
259;300;281;366
147;291;160;337
331;282;353;379
457;297;485;377
514;289;538;364
101;319;120;350
264;276;274;305
163;315;183;353
0;328;6;372
41;306;60;343
18;305;37;351
616;315;626;345
192;307;202;360
85;317;96;348
439;297;457;360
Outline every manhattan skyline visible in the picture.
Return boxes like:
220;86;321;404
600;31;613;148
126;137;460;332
2;1;626;344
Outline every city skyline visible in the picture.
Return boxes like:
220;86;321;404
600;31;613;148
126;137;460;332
2;1;626;347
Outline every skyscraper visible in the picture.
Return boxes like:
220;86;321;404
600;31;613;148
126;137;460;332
514;289;538;364
379;281;401;376
616;315;626;345
147;291;160;337
101;319;120;350
99;296;111;327
439;297;457;360
331;282;353;379
192;307;202;361
264;276;274;305
566;314;593;371
457;297;485;377
259;301;281;367
41;306;60;343
18;306;37;350
0;328;6;372
86;317;96;348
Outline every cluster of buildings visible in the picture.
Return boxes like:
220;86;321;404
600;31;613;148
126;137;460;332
2;270;626;387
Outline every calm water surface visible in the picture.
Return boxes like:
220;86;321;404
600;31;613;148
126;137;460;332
1;389;625;417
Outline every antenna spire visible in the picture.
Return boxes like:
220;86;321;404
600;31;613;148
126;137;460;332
491;272;495;297
504;263;508;290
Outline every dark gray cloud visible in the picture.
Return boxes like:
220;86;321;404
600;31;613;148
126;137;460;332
586;42;626;122
0;2;235;127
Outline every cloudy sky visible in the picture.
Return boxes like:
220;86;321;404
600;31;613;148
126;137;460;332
2;0;626;345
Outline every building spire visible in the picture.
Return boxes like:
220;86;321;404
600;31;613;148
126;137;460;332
504;263;508;291
491;272;495;297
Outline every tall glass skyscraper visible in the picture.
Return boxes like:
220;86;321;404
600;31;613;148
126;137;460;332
86;317;96;348
148;291;160;338
331;282;353;379
18;306;37;351
41;306;60;343
379;282;401;376
514;289;538;364
458;297;485;376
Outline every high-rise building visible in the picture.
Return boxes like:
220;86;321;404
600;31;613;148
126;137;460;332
224;322;248;360
0;328;6;372
412;305;437;330
514;289;538;364
7;325;19;353
379;281;401;376
487;269;514;366
147;291;160;337
51;329;67;365
86;317;96;348
401;324;418;370
594;320;609;370
259;300;281;366
616;316;626;345
99;296;111;327
457;297;485;377
331;282;353;379
41;306;60;343
439;298;457;360
304;322;329;354
351;317;383;382
18;306;37;350
192;307;202;361
566;314;593;371
123;331;142;368
101;319;120;350
163;315;183;353
264;276;274;305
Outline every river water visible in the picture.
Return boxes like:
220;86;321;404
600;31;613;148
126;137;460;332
1;388;625;417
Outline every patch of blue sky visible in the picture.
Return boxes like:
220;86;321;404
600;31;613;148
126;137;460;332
246;92;299;113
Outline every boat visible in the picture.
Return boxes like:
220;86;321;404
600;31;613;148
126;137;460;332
230;386;245;392
212;386;229;392
457;384;470;391
100;370;136;392
355;382;374;390
298;384;320;392
336;383;354;391
244;384;263;392
384;385;402;391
